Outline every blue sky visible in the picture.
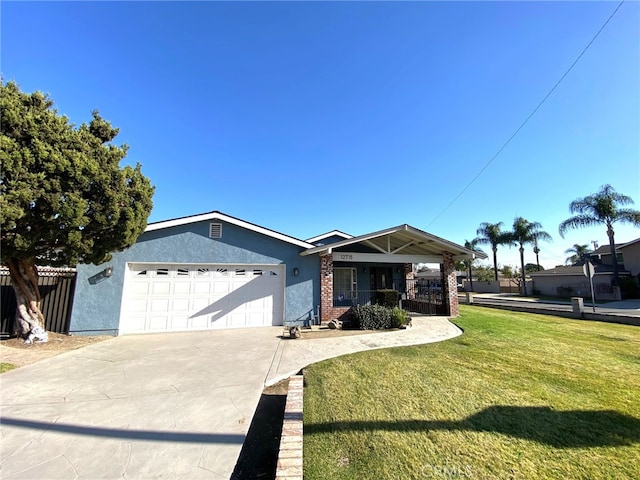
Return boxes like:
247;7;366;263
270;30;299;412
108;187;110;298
2;1;639;269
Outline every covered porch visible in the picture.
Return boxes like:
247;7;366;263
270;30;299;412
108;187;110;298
301;224;482;323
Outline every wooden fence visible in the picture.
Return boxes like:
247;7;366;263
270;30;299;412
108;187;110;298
1;267;77;337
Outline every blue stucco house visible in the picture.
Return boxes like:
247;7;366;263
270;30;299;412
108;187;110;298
69;211;481;335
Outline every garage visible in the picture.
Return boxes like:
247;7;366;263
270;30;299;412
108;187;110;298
119;263;285;334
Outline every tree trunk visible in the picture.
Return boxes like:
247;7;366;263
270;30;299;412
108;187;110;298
492;246;498;281
6;258;48;342
519;246;527;296
607;223;620;287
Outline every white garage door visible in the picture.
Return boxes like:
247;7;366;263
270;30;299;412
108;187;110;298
120;264;285;334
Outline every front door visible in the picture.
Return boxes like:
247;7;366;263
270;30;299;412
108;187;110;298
370;267;393;290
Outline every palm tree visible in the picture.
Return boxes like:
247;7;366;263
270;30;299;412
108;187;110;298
462;239;485;292
564;244;592;265
508;217;552;296
476;222;509;281
531;227;552;272
559;184;640;286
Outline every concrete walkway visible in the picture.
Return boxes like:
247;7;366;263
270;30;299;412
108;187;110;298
265;315;461;385
0;316;460;480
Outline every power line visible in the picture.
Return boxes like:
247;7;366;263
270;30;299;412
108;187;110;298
426;0;626;228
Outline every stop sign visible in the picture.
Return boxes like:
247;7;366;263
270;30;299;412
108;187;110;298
583;261;595;279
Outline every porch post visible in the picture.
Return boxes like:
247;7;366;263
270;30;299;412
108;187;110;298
442;251;459;317
320;254;334;323
404;263;415;299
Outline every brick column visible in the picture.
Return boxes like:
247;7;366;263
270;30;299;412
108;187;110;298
442;251;459;317
320;254;333;323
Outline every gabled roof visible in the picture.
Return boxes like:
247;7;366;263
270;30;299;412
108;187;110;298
300;224;485;260
305;230;353;244
592;237;640;255
592;244;621;255
620;237;640;249
145;211;314;249
143;214;486;259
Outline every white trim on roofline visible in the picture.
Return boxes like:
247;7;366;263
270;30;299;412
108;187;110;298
145;211;314;249
305;230;353;244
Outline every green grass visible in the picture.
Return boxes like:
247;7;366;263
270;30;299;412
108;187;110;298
0;362;17;373
303;305;640;479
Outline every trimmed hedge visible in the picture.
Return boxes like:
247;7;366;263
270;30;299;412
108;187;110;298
373;289;401;308
620;277;640;299
353;305;409;330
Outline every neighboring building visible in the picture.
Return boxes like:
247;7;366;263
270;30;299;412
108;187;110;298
530;237;640;301
591;237;640;278
461;273;531;294
69;211;482;335
529;264;629;300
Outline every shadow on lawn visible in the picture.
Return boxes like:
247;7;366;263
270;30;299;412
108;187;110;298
305;406;640;448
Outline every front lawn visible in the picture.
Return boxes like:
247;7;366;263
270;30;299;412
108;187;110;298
303;305;640;479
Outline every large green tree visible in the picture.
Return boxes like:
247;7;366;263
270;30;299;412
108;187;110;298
473;265;495;282
0;81;154;340
476;222;509;282
524;263;543;274
508;217;552;296
559;184;640;287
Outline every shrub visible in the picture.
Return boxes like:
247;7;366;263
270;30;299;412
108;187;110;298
391;307;409;328
556;286;573;297
352;305;409;330
619;276;640;299
352;304;393;330
373;289;401;308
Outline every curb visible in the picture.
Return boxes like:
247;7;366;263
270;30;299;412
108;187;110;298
467;300;640;326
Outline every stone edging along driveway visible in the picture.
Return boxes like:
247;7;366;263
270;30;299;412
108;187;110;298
275;375;304;479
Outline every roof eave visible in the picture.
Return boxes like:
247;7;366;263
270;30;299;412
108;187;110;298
301;224;485;259
305;230;354;244
145;211;314;249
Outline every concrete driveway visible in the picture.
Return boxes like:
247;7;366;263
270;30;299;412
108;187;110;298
1;317;460;479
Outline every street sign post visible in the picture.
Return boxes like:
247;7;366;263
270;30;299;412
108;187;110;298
582;261;596;313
